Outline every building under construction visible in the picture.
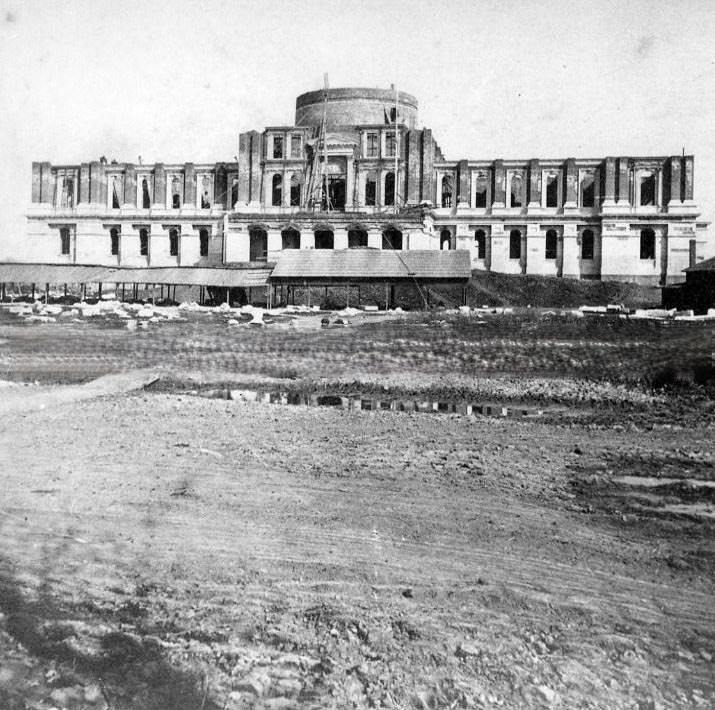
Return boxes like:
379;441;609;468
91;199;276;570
15;83;711;302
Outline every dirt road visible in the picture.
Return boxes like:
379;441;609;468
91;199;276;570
1;390;713;709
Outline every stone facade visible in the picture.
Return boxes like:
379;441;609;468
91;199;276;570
25;87;711;285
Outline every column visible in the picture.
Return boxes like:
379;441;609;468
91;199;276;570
78;163;90;206
123;164;137;208
31;163;42;203
407;129;420;204
267;229;282;258
525;223;544;275
345;158;354;209
249;132;262;205
153;163;166;208
367;229;382;249
40;163;53;205
665;157;680;207
301;230;315;249
492;160;506;208
376;169;384;207
420;129;435;203
683;155;694;202
617;157;629;205
282;171;290;207
334;228;348;250
561;223;580;279
528;159;541;209
564;158;578;210
237;133;250;204
602;157;616;206
457;159;470;208
183;163;195;208
89;161;105;204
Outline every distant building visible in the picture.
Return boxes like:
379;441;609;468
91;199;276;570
24;86;711;286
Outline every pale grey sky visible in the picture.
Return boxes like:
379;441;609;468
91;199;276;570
0;0;713;258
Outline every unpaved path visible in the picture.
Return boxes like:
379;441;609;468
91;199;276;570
0;392;713;709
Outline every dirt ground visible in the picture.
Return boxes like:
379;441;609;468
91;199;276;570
0;311;713;709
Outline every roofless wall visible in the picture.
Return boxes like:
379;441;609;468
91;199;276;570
295;87;418;129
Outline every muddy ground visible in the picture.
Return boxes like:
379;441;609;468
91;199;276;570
0;309;713;709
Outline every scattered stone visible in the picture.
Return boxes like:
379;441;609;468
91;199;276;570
537;685;557;703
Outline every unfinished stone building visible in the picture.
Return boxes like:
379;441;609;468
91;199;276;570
23;86;711;288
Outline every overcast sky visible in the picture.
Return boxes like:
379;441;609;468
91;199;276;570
0;0;713;258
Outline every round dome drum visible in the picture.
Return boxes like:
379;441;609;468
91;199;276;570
295;87;418;129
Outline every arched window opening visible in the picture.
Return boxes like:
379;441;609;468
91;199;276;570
581;229;594;260
199;228;209;257
545;229;558;260
382;227;402;250
365;173;377;207
640;228;656;260
112;178;121;209
474;175;488;208
510;174;524;208
290;175;301;207
282;228;300;250
348;228;368;248
315;229;334;250
169;228;179;257
201;176;211;209
60;228;71;255
440;229;451;250
110;228;119;256
640;174;656;206
441;175;453;208
581;174;595;207
142;179;151;208
60;178;74;208
271;174;283;207
545;174;559;208
475;229;486;259
509;229;522;259
171;177;181;209
250;228;268;261
139;229;149;256
384;172;396;206
273;135;283;159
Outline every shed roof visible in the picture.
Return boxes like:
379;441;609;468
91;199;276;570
270;249;471;280
0;263;272;287
684;256;715;273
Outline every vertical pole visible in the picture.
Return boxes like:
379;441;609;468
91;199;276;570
45;283;49;304
390;284;395;309
64;283;67;298
121;283;125;301
226;287;229;305
98;282;102;300
394;84;399;211
31;283;35;301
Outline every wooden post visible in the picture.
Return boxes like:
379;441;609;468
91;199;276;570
45;282;49;304
64;283;67;298
98;282;102;300
31;283;35;301
390;284;395;309
226;287;230;305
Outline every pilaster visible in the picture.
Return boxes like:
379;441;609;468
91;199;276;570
183;163;195;208
527;159;541;211
492;160;506;209
561;223;580;279
123;164;137;209
78;163;90;206
153;163;166;208
563;158;578;213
